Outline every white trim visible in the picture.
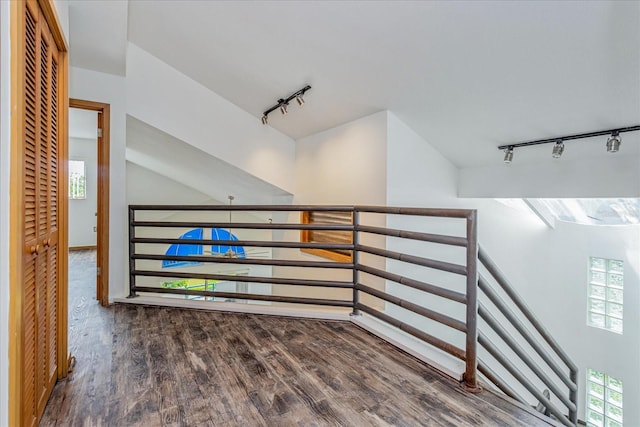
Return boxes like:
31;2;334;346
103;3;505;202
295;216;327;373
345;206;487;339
350;313;465;381
113;296;352;321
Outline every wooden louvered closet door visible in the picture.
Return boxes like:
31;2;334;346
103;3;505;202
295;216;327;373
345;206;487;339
21;0;60;424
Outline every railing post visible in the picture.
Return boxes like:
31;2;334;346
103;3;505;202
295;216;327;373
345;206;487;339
128;206;137;298
351;207;360;316
464;210;481;391
569;368;578;424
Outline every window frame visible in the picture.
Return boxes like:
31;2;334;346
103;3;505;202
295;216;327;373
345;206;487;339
300;211;353;263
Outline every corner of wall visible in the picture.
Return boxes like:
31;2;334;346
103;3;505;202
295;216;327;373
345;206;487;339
0;1;10;423
385;112;459;207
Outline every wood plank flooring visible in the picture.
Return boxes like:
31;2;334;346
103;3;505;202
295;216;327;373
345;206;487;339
41;250;554;426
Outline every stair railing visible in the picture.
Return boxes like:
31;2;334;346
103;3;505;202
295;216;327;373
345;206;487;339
128;204;577;425
477;246;578;426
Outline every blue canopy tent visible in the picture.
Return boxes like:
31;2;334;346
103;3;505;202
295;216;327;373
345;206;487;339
162;228;245;269
162;228;204;268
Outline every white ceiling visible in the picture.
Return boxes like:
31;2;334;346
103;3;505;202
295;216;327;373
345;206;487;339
126;115;292;205
68;1;640;168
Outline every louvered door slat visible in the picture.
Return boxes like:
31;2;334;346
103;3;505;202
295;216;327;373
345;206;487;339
36;248;48;410
47;244;58;382
21;5;40;425
50;57;58;230
38;35;49;239
22;258;37;426
24;5;38;244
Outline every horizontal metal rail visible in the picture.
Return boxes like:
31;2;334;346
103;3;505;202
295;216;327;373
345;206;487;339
478;276;576;392
479;246;578;374
130;204;355;212
355;206;473;218
356;303;466;360
355;224;467;247
357;244;467;275
131;237;354;251
357;263;466;304
132;221;354;231
478;332;573;427
132;270;353;289
479;303;576;411
356;283;467;332
133;286;352;307
132;254;353;269
477;361;527;405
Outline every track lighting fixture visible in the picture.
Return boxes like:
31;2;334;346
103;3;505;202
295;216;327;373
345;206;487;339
497;124;639;162
606;132;621;153
552;140;564;159
261;85;311;125
503;146;514;164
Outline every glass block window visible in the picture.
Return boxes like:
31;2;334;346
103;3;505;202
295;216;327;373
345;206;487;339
586;369;623;427
69;160;86;200
588;257;623;334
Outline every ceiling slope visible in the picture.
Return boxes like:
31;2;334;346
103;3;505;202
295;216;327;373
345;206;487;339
70;1;640;169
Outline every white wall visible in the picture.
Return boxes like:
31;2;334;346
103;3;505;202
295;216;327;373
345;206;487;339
126;161;213;207
383;112;640;424
294;111;388;205
68;137;97;247
272;111;388;303
478;209;640;424
0;1;11;423
125;43;296;195
460;154;640;198
69;66;127;299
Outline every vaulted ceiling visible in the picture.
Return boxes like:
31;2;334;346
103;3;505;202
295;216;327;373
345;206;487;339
67;1;640;168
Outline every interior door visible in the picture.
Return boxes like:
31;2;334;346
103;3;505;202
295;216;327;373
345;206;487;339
17;1;63;425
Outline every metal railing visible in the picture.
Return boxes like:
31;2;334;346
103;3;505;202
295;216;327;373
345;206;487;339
128;204;577;425
477;246;578;426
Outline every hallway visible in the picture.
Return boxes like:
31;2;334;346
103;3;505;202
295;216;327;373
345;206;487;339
40;250;554;426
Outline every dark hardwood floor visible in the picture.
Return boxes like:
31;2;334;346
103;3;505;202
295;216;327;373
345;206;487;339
41;249;553;426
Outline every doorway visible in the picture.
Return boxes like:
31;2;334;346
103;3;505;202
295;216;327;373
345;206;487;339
68;99;110;306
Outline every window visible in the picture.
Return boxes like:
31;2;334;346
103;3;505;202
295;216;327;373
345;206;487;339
300;211;353;262
586;369;623;427
68;159;86;199
588;257;623;334
533;198;640;226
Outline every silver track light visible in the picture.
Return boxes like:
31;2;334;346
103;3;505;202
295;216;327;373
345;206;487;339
503;147;514;164
261;85;311;125
552;140;564;159
497;125;639;161
606;132;621;153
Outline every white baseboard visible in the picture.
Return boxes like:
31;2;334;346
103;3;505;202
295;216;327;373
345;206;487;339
350;313;465;381
112;295;352;321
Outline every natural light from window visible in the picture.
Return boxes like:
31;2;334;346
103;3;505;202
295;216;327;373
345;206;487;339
535;199;640;226
587;368;623;427
588;257;623;334
69;159;86;200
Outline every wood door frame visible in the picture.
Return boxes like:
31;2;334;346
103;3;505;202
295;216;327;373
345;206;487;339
9;0;68;425
69;98;110;307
